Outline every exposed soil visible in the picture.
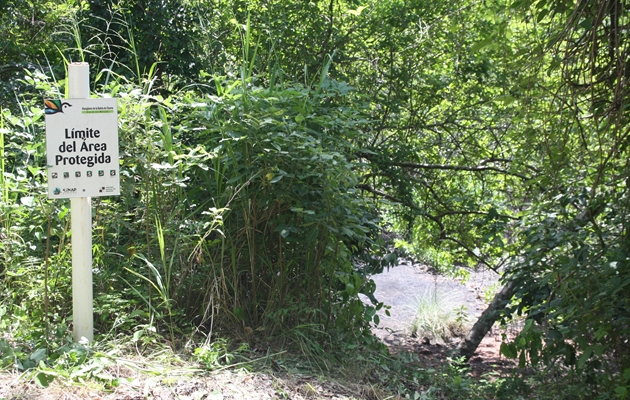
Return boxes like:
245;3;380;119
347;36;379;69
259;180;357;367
363;260;518;377
0;368;379;400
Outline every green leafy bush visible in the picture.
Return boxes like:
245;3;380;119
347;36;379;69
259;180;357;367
503;186;630;396
0;50;386;360
181;76;383;337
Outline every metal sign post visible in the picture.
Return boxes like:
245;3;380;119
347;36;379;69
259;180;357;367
45;62;120;343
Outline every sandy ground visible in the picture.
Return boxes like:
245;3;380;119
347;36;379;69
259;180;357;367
364;261;495;338
361;260;517;374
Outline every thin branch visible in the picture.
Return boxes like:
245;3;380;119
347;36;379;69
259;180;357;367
442;235;499;273
357;152;533;180
436;210;520;221
394;161;530;179
355;184;446;233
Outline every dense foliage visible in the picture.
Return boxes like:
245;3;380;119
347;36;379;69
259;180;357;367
502;0;630;394
1;0;629;397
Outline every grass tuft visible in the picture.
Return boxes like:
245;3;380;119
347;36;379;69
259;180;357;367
410;292;471;344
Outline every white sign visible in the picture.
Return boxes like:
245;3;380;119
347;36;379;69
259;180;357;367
45;98;119;198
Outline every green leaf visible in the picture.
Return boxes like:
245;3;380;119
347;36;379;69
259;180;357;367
495;95;517;105
536;9;549;23
578;17;593;30
471;39;493;52
591;344;605;357
132;330;145;342
34;372;55;387
348;6;366;16
577;347;593;368
345;283;355;294
270;174;283;183
30;348;47;364
341;227;355;237
518;351;526;367
548;329;563;340
500;342;517;358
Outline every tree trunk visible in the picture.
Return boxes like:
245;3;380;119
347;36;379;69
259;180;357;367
453;280;516;361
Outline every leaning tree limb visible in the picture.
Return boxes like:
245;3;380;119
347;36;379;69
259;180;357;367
452;280;516;362
451;199;608;362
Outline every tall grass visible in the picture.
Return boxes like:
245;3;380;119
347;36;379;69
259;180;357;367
0;107;9;274
0;108;7;206
0;8;386;364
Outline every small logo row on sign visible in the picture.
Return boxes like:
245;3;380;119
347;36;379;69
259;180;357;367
51;170;117;179
52;186;116;195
